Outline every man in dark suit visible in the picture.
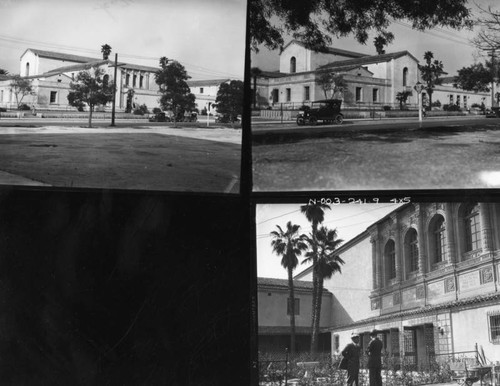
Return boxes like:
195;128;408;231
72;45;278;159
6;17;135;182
366;329;383;386
341;332;361;386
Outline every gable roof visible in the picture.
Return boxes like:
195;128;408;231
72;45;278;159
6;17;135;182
319;51;418;71
43;60;113;77
283;40;366;59
187;78;230;87
23;48;100;64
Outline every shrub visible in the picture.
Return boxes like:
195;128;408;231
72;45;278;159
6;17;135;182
152;107;162;114
133;104;149;115
431;100;441;107
383;105;392;111
0;107;6;112
18;103;31;110
443;104;461;111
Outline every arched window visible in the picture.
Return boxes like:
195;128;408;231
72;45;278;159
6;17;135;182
385;240;396;283
25;62;30;76
463;203;481;253
103;74;109;87
403;67;408;87
404;229;419;276
290;57;296;73
429;215;446;265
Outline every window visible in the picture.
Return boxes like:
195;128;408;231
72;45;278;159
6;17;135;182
200;87;204;94
403;67;408;87
385;240;396;282
304;86;310;101
286;88;291;102
431;216;446;264
489;312;500;343
355;87;363;102
333;335;340;352
25;62;30;77
71;73;75;81
456;95;460;106
125;73;130;86
463;96;467;109
271;89;279;103
103;74;109;87
133;74;137;88
287;298;300;315
50;91;57;104
406;229;419;273
140;75;144;88
464;204;481;252
0;90;3;102
290;57;296;73
373;88;379;103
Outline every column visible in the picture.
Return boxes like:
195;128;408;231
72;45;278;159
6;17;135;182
416;204;427;275
445;203;456;264
393;214;402;283
371;236;378;290
479;203;493;253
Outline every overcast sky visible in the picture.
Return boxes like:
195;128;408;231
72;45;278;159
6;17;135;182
256;202;404;280
0;0;246;80
251;0;498;77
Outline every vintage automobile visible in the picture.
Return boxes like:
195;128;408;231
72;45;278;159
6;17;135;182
296;99;344;125
148;111;171;122
215;113;241;123
486;107;500;118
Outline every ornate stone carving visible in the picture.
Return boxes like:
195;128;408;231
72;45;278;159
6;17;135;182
394;292;401;305
481;267;494;284
416;285;425;299
371;298;380;310
444;277;455;293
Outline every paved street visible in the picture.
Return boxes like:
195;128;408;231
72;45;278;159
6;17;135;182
252;116;500;191
0;121;241;193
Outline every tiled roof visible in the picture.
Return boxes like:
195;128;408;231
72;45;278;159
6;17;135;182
259;326;312;335
119;63;159;73
25;48;99;63
319;51;417;70
440;76;457;84
187;78;230;87
258;277;332;294
284;40;366;59
43;60;112;76
258;71;289;79
328;292;500;332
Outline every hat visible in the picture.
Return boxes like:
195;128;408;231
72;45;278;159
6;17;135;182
351;332;359;338
369;329;378;336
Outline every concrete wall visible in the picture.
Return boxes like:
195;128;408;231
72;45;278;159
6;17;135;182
258;285;332;328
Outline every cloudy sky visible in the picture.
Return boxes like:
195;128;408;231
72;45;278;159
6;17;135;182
0;0;246;80
251;0;498;77
256;202;404;280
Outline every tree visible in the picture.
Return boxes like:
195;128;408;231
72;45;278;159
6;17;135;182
155;57;196;125
472;5;500;51
101;44;112;60
315;71;347;100
249;0;472;52
10;75;34;108
67;66;115;127
302;226;344;355
418;51;445;110
250;67;262;108
299;202;330;354
374;32;394;55
454;62;494;92
395;90;412;110
270;221;308;354
0;68;8;75
214;80;244;122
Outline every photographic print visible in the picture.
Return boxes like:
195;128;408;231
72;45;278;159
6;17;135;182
250;0;500;191
255;199;500;385
0;0;245;193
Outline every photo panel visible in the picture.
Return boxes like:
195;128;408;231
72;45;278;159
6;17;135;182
0;0;246;193
0;188;251;384
253;193;500;385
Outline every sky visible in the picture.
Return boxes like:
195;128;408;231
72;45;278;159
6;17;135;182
256;202;404;280
251;0;498;77
0;0;246;80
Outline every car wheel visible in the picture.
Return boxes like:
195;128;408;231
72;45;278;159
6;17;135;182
334;114;344;125
309;116;318;126
296;117;305;126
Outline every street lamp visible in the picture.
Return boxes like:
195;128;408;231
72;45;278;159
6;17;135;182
414;81;425;124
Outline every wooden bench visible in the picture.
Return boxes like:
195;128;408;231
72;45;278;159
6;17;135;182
450;362;480;386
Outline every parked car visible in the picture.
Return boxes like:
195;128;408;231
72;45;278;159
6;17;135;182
215;113;240;123
176;111;198;122
148;112;171;122
296;99;343;125
486;107;500;118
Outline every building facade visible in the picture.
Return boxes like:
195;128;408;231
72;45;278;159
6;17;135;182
257;277;332;354
293;203;500;370
253;40;492;110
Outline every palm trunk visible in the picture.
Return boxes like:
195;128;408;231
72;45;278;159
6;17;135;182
288;267;296;355
88;105;93;128
311;277;324;355
310;222;319;355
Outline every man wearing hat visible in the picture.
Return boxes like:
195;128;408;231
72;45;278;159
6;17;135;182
341;332;361;386
366;329;383;386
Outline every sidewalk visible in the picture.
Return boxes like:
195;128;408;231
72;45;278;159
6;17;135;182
0;170;50;187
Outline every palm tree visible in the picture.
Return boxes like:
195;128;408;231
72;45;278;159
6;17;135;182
250;67;262;108
0;68;8;75
101;44;112;60
303;226;344;354
300;202;330;354
270;221;308;354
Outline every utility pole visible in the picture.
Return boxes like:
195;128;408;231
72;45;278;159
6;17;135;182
111;53;118;126
485;48;500;109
